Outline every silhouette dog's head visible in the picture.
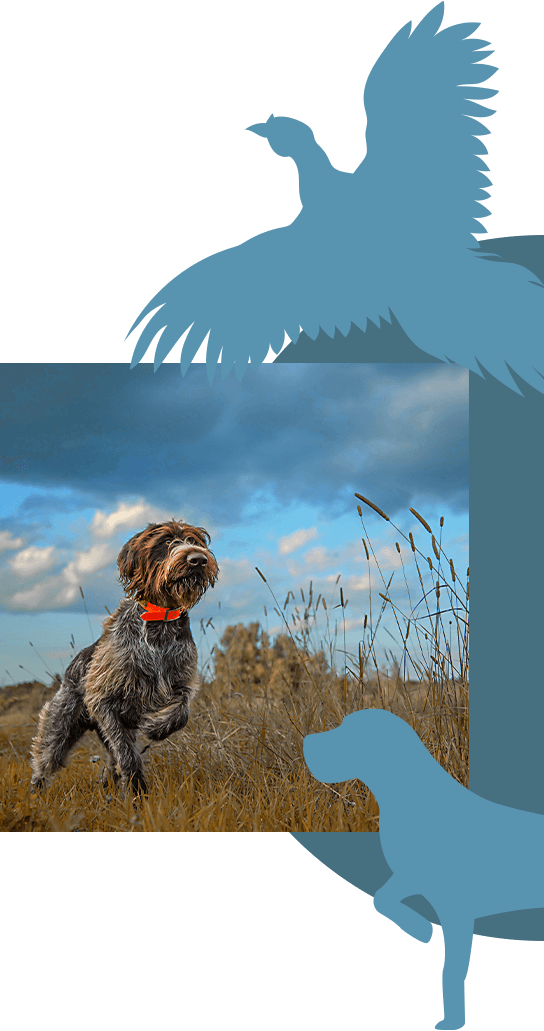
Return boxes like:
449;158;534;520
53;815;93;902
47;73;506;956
118;520;219;610
304;709;428;788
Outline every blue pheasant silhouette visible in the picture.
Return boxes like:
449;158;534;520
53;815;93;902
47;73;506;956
127;3;544;391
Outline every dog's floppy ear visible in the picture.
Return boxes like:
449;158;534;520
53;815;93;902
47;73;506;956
195;525;211;546
117;534;141;587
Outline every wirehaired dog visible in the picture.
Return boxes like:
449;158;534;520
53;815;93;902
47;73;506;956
31;520;218;795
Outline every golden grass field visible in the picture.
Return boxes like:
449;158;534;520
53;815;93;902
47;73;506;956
0;500;468;832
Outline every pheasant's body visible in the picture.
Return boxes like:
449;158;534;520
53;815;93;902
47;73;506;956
128;3;544;393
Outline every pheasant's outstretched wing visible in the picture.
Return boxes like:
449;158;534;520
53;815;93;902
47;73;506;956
128;3;542;391
357;3;544;395
356;2;497;243
128;213;365;382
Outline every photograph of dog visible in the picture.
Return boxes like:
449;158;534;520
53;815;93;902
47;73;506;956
30;520;218;795
304;708;544;1029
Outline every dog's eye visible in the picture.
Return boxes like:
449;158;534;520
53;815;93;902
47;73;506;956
185;536;198;545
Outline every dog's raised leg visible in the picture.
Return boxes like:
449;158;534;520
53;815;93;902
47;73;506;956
374;877;473;1029
374;875;434;943
139;691;191;742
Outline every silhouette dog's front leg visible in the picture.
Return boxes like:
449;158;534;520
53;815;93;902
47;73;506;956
435;911;474;1031
374;875;433;943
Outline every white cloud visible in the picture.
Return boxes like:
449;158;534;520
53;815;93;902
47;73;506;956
0;531;25;553
10;543;117;610
91;500;161;538
278;526;318;556
9;546;56;578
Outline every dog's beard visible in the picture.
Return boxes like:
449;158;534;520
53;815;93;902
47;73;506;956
168;571;209;609
137;561;216;609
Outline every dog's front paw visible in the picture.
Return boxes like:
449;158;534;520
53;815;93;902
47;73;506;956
138;715;156;737
140;706;189;741
127;769;148;796
101;765;121;790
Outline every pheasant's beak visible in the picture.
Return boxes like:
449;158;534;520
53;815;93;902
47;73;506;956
246;123;269;138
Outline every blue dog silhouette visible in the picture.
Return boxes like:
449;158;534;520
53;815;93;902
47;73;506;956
303;709;544;1030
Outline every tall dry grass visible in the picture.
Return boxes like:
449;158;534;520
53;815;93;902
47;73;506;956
0;498;468;832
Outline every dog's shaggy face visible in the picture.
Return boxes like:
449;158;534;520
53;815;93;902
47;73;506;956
117;519;219;609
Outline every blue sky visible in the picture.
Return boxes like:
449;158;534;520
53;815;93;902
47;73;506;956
0;363;468;684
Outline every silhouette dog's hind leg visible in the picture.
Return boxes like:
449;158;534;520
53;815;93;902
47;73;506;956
374;875;433;943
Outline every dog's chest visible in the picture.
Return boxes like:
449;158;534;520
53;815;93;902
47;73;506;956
134;621;191;678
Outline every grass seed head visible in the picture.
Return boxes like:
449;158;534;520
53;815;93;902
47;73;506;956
410;508;432;534
355;494;390;521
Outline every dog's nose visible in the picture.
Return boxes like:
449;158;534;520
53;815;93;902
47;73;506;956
187;551;208;567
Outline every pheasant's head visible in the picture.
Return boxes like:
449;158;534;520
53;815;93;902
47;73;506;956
246;114;315;158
